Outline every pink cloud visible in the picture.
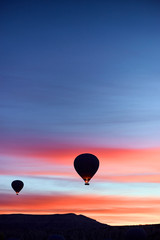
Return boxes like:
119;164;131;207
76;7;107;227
1;141;160;183
96;173;160;183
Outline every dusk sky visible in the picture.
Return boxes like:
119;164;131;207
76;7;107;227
1;0;160;226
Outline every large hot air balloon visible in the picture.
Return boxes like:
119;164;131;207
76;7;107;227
74;153;99;185
11;180;24;195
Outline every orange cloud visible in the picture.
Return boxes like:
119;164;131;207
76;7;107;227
1;193;160;225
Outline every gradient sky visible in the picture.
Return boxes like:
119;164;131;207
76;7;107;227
1;0;160;226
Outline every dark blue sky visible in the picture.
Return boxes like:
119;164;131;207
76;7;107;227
1;0;160;148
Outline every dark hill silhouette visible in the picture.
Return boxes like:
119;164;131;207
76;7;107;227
0;213;160;240
0;213;110;240
0;213;108;230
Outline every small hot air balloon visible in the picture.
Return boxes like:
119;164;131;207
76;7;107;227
74;153;99;185
11;180;24;195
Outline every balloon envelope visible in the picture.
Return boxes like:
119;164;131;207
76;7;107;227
74;153;99;185
11;180;24;195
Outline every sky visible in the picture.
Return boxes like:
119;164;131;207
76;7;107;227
1;0;160;226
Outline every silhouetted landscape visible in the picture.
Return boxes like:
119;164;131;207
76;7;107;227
0;213;160;240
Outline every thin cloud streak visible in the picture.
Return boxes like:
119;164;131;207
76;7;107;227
1;147;160;183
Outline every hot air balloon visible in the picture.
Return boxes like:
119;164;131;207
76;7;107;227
74;153;99;185
11;180;24;195
125;227;147;240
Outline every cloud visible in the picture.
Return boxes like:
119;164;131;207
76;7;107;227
1;193;160;225
1;146;160;184
97;173;160;183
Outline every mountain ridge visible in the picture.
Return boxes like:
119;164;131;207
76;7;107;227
0;213;159;239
